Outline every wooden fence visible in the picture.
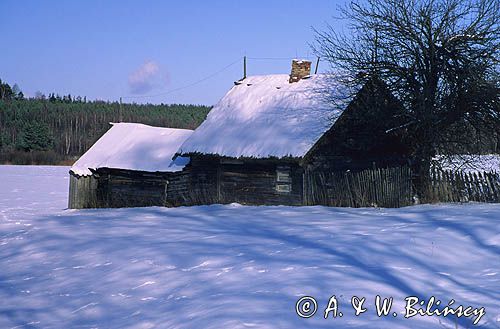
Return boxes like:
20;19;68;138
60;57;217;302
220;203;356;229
428;168;500;203
304;166;413;208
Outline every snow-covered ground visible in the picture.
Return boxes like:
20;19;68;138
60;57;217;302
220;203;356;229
0;165;499;329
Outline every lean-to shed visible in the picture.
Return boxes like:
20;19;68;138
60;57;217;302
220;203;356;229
68;122;193;208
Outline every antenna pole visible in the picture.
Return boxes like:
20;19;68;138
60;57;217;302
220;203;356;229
243;56;247;79
314;57;320;74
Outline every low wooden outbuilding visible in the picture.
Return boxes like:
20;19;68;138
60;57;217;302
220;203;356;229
68;123;193;208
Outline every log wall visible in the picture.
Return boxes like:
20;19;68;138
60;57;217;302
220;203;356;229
69;169;174;209
186;156;304;206
97;169;169;208
218;162;303;206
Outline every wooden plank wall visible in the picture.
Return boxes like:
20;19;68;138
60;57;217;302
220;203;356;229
219;163;303;206
304;166;413;208
428;168;500;203
184;156;306;206
68;173;98;209
97;169;169;208
165;171;192;206
184;157;219;205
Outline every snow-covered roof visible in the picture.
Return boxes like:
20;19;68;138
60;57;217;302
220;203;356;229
178;74;345;159
70;123;193;176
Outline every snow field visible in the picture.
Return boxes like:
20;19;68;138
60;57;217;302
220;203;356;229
0;165;499;328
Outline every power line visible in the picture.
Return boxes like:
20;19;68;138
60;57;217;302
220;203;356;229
121;55;317;100
122;58;242;100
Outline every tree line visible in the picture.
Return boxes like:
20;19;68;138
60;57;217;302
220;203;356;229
0;80;211;165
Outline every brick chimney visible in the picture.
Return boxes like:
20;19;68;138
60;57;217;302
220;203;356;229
289;59;311;83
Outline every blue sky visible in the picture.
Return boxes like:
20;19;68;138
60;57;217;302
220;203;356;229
0;1;346;105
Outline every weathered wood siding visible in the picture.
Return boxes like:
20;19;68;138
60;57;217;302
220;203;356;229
165;171;192;206
69;168;185;209
305;77;410;172
185;157;219;205
219;161;303;206
68;173;98;209
187;156;304;206
95;169;169;208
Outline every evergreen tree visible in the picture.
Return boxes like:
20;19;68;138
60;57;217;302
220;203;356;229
17;122;54;151
0;79;14;100
12;84;22;99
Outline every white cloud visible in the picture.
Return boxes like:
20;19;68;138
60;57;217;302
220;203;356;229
128;60;166;94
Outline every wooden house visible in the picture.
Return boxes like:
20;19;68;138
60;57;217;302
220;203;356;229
68;123;193;208
69;60;411;209
175;60;410;206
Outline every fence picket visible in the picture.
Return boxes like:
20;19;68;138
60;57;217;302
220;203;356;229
305;166;413;208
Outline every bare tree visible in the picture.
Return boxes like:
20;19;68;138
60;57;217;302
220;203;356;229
313;0;499;197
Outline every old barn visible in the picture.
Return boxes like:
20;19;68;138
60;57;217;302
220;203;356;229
176;60;411;206
68;123;193;208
